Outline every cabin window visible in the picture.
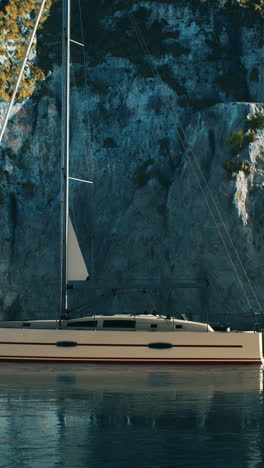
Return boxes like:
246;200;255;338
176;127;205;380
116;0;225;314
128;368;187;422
23;322;31;327
150;324;157;329
103;320;135;328
67;321;97;328
175;325;183;329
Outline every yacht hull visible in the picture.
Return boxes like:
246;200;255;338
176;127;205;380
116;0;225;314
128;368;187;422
0;329;262;364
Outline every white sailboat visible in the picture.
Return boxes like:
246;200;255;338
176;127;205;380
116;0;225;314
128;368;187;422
0;0;263;365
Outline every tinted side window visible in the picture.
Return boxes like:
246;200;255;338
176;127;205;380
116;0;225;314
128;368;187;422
103;320;135;328
67;321;97;328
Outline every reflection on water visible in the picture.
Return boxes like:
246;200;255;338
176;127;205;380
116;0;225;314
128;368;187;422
0;364;263;468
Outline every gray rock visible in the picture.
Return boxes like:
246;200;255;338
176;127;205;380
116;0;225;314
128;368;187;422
0;0;264;329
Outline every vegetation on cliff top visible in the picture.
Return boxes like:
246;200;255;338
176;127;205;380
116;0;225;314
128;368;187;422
224;110;264;179
0;0;55;102
235;0;264;15
0;0;263;104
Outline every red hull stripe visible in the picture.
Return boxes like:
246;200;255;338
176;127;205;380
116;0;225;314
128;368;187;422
0;342;243;348
0;358;260;365
0;355;258;361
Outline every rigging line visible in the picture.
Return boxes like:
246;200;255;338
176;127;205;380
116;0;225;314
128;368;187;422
69;11;93;181
185;153;256;322
128;34;259;323
75;4;142;278
66;73;79;261
0;0;48;144
70;65;93;181
68;66;91;277
124;1;263;319
78;0;94;182
70;64;93;262
125;5;252;289
185;136;263;318
70;70;92;179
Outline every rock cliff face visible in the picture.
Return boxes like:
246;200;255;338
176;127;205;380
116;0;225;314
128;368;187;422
1;0;264;328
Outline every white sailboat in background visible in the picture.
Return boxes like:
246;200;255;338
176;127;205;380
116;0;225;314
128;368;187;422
0;0;263;364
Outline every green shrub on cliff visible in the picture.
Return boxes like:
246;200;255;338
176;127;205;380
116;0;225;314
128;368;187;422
224;159;252;179
237;0;264;15
247;112;264;130
225;125;257;155
225;130;245;150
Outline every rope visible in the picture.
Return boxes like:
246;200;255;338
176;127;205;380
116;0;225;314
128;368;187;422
70;67;93;182
78;0;94;182
123;0;263;324
77;0;95;280
0;0;48;144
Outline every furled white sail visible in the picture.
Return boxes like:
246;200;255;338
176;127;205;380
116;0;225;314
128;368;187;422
67;217;89;281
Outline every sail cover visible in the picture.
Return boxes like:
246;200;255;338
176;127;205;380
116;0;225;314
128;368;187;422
67;217;89;281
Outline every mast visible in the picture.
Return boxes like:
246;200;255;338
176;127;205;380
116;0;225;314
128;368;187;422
60;0;70;319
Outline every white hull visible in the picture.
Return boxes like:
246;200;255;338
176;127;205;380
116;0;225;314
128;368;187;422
0;329;262;364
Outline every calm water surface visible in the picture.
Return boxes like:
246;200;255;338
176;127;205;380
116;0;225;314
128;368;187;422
0;364;263;468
